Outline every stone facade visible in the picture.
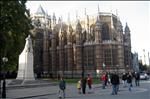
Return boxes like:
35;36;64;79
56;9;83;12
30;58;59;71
132;52;139;72
31;6;132;78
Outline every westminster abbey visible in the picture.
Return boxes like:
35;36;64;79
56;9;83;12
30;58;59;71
31;5;132;78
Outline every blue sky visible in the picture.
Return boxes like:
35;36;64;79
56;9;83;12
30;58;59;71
26;1;150;65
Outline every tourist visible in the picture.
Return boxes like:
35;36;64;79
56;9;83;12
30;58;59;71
77;78;82;94
101;73;107;89
107;72;111;87
134;72;140;86
81;77;87;94
59;77;66;98
110;72;120;95
122;73;127;87
127;72;132;91
87;74;93;90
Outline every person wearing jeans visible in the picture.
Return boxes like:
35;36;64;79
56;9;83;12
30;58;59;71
101;73;106;89
127;72;132;91
59;77;66;98
110;72;120;95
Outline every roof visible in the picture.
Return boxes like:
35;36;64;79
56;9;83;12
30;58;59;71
36;5;45;15
125;23;130;32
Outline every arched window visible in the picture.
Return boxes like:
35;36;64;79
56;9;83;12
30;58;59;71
102;23;110;40
90;24;95;41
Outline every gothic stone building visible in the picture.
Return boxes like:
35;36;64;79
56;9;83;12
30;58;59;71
31;5;132;78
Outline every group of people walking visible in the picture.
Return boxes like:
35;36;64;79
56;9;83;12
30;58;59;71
77;74;93;94
101;71;140;95
122;72;140;91
58;71;140;98
58;74;93;98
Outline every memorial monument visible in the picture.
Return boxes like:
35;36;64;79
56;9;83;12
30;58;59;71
16;35;35;80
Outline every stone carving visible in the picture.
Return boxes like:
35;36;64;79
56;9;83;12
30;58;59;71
16;35;35;80
23;35;33;53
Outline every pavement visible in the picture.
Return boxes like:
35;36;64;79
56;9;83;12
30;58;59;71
2;79;150;99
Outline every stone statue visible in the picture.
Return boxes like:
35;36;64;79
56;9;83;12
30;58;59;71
17;35;35;80
23;35;33;53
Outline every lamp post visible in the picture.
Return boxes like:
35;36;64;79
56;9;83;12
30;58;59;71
81;42;84;78
116;65;119;74
2;57;8;98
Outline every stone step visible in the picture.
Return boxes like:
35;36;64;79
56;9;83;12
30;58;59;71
6;79;58;90
8;79;23;85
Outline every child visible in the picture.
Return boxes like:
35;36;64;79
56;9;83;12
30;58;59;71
77;79;81;94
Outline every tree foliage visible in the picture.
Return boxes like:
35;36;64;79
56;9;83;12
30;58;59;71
0;1;33;72
139;62;148;72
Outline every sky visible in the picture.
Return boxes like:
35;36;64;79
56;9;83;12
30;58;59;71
26;1;150;65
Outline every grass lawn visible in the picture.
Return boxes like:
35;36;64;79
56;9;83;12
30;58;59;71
48;78;101;84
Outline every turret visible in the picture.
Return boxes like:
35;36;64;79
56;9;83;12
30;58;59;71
125;22;130;33
67;24;73;44
124;22;132;70
36;5;45;15
52;13;56;29
95;5;102;43
95;4;103;72
58;16;62;24
116;11;123;43
84;8;90;42
34;5;46;28
45;14;52;29
59;24;64;45
76;19;82;45
124;22;131;46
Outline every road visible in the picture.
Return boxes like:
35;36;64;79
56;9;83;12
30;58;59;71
6;79;150;99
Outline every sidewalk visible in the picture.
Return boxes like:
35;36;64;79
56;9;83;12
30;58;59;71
6;83;147;99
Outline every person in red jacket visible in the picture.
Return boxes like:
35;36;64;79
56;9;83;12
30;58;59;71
101;73;107;89
87;74;93;90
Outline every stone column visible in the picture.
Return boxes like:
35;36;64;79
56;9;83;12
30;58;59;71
117;44;125;72
51;33;57;77
43;29;50;76
75;45;82;77
67;44;74;78
95;44;103;73
59;46;65;76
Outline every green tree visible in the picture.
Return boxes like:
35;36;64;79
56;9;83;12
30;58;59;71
0;1;33;72
139;62;147;72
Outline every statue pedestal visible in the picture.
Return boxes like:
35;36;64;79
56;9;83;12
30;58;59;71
17;52;35;80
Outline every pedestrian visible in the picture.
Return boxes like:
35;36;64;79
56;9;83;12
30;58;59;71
105;72;108;86
134;72;140;86
81;77;87;94
107;72;111;87
101;73;107;89
87;74;93;90
110;72;120;95
77;78;82;94
127;72;132;91
58;77;66;98
122;73;127;87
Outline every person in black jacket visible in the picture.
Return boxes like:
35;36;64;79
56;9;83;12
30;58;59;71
111;72;120;95
122;73;127;87
81;77;87;94
127;72;132;91
134;72;140;86
59;77;66;98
